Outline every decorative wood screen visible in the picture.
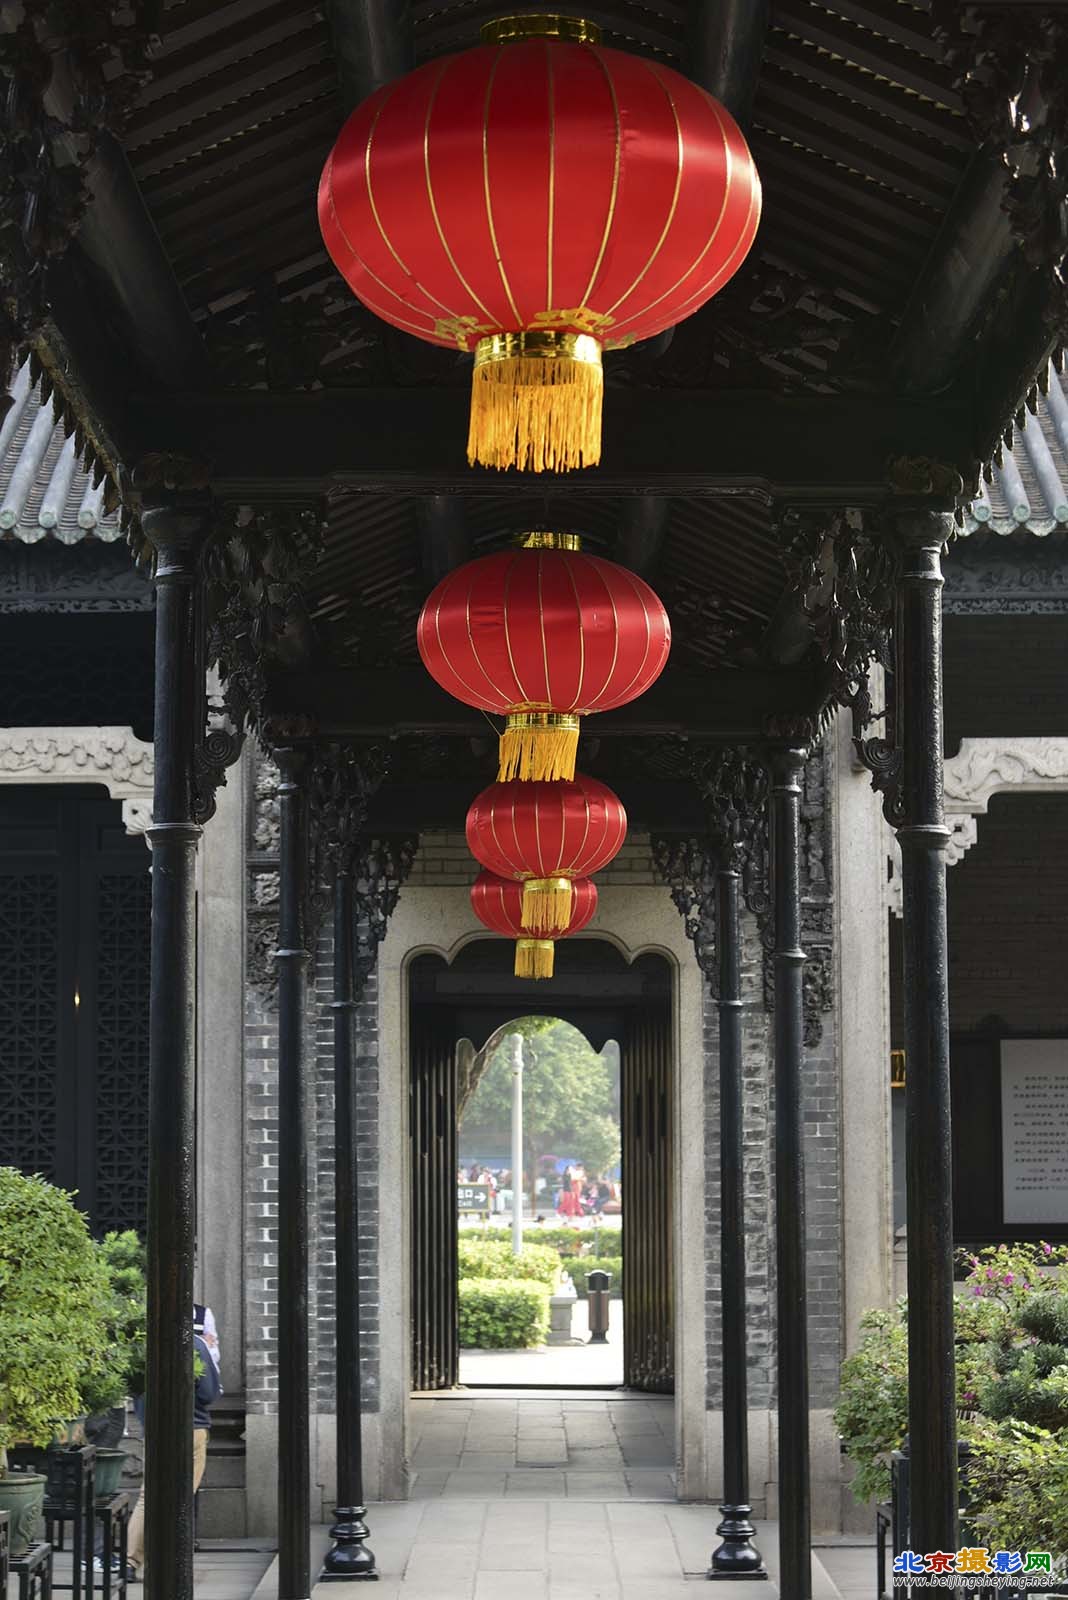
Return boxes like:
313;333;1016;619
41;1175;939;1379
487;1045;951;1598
0;788;151;1233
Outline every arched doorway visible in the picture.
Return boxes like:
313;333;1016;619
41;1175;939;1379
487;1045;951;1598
408;937;674;1393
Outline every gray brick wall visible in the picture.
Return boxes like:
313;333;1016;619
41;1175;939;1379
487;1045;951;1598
701;744;843;1412
703;912;775;1408
313;925;381;1414
244;985;279;1415
243;750;382;1419
406;829;659;888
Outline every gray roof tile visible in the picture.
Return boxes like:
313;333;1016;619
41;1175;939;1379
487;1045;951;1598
962;366;1068;538
0;362;119;544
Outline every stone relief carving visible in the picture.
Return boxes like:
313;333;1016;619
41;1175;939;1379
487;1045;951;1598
885;737;1068;914
943;737;1068;813
0;725;153;840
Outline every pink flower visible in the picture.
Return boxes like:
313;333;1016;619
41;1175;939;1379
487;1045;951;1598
1004;1273;1015;1285
973;1285;983;1297
987;1268;994;1279
1044;1242;1053;1256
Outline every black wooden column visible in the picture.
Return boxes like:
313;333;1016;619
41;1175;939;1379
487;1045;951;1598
321;861;377;1581
893;512;957;1556
141;500;210;1600
275;747;311;1600
767;739;811;1600
710;840;766;1579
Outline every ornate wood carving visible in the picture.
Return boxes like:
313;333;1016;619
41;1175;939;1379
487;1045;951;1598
652;745;767;992
944;538;1068;615
204;501;326;735
0;5;154;397
351;838;417;993
0;544;152;613
933;3;1068;355
306;739;416;991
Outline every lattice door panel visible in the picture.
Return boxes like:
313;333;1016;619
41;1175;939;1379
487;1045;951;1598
0;789;150;1233
93;870;151;1233
0;871;61;1181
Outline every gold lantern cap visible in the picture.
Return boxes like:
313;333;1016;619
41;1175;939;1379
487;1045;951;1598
481;15;602;45
518;531;583;551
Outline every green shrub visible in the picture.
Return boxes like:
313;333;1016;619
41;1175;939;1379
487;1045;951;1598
979;1352;1068;1431
81;1231;147;1414
1019;1292;1068;1346
458;1279;550;1349
0;1168;113;1463
966;1419;1068;1559
833;1308;910;1504
458;1225;623;1256
457;1239;560;1289
563;1257;623;1298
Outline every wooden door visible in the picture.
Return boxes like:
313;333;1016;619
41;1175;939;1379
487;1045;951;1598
409;1005;459;1390
622;1002;675;1392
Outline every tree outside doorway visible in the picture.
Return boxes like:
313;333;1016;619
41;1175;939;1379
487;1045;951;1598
457;1017;624;1382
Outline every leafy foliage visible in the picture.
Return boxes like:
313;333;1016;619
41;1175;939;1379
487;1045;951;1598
460;1020;620;1196
80;1231;147;1414
833;1308;910;1503
0;1170;112;1463
457;1239;560;1289
458;1225;622;1257
965;1420;1068;1558
458;1279;550;1349
838;1246;1068;1517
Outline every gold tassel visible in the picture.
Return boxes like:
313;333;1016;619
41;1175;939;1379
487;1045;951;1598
521;876;573;933
515;938;555;980
468;331;603;472
499;712;580;782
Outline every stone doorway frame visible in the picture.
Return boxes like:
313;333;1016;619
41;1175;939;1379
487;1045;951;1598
375;883;708;1501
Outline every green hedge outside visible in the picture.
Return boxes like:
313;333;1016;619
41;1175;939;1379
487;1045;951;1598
458;1225;622;1258
457;1238;561;1289
562;1256;623;1298
458;1278;550;1349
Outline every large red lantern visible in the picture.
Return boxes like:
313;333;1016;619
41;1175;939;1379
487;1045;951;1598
418;532;671;783
472;870;597;979
318;14;761;473
466;774;626;932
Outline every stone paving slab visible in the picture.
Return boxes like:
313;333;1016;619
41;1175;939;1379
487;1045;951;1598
303;1511;847;1599
408;1393;676;1494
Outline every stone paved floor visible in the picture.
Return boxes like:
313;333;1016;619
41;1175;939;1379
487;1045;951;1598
5;1539;273;1600
409;1394;675;1500
307;1507;849;1600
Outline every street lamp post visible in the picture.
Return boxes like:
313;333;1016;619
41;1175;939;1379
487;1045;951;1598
510;1033;524;1255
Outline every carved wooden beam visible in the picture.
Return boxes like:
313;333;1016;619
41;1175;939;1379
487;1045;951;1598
263;663;828;740
688;0;769;130
141;386;978;496
325;0;412;112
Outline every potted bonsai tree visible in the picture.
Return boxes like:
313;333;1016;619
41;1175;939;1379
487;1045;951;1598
80;1232;148;1496
0;1169;112;1554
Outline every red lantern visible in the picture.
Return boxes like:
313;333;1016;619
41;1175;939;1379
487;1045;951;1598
318;14;760;472
466;774;626;932
472;870;597;979
418;531;671;782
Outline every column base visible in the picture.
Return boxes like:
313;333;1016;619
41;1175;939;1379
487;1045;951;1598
319;1507;378;1583
707;1504;767;1580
